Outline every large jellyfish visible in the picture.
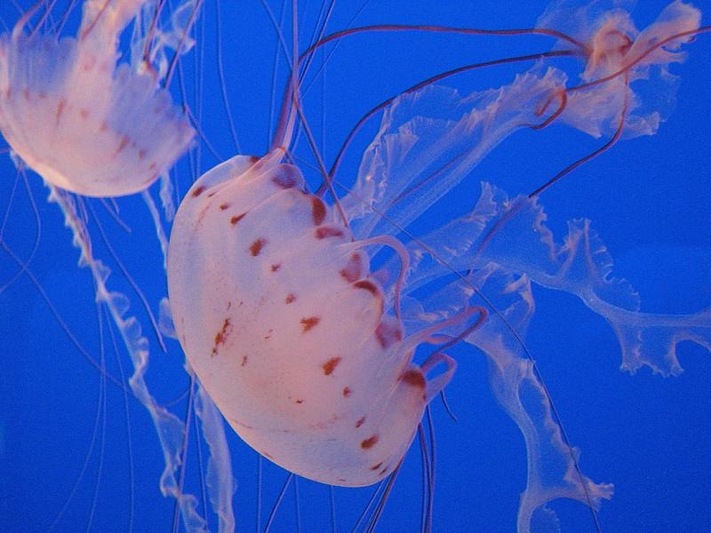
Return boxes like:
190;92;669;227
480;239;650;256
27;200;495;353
1;0;710;531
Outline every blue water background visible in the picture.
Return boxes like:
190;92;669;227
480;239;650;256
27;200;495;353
0;1;709;531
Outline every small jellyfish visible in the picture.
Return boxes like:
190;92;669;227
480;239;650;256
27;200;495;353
0;1;218;531
0;0;195;197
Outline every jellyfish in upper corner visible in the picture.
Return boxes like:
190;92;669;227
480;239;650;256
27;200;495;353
0;1;227;531
0;0;195;197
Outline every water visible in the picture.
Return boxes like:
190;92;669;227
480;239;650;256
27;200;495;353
0;1;709;531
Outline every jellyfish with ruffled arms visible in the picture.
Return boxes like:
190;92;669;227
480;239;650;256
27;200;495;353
0;1;237;530
0;0;195;197
167;1;708;531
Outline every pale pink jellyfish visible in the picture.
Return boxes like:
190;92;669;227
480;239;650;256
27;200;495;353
0;1;234;531
0;0;195;197
167;1;709;531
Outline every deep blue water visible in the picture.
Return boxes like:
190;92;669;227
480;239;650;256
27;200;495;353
0;1;709;531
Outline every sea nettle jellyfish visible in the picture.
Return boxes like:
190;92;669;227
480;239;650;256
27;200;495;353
1;0;709;531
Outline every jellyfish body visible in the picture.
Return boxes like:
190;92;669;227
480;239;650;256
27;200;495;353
167;150;457;486
0;0;195;197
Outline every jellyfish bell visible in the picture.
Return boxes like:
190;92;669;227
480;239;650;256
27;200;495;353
0;0;195;197
167;146;476;487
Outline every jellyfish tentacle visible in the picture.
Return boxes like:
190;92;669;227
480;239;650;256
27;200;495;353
345;233;410;318
344;68;567;240
192;376;236;533
420;352;457;404
49;184;209;531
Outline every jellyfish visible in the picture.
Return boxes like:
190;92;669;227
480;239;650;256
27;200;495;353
2;1;711;532
0;0;195;197
0;0;231;531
